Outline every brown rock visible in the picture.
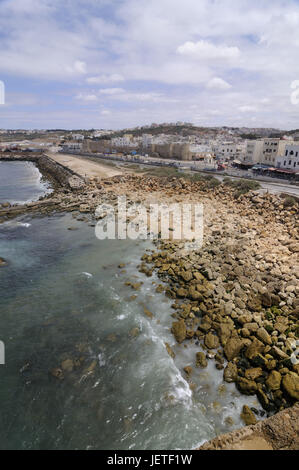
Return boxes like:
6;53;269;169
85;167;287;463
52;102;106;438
241;405;257;426
196;352;208;368
282;372;299;400
237;377;258;395
224;338;245;361
165;342;175;359
171;319;186;343
266;370;282;391
223;362;238;383
204;332;219;350
245;338;264;360
256;327;272;345
245;367;263;381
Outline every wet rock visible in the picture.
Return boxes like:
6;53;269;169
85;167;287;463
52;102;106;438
204;332;219;350
129;327;140;338
241;405;257;426
143;307;154;319
0;257;7;267
237;377;258;395
196;352;208;368
223;362;238;383
61;359;74;372
171;319;186;343
50;367;64;380
282;372;299;400
183;366;193;377
272;346;289;360
165;342;175;359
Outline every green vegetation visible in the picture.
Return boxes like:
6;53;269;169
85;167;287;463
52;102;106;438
223;177;261;197
280;194;298;208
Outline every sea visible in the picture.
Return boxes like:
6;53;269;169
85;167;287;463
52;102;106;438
0;161;261;450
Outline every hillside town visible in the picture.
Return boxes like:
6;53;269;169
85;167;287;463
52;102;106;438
1;124;299;181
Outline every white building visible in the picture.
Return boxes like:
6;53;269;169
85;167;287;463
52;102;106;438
242;140;264;165
276;143;299;170
260;138;287;166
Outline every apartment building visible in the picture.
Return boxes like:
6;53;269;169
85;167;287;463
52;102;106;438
276;143;299;170
260;138;287;166
242;140;264;165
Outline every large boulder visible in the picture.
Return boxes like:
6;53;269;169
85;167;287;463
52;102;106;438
223;362;238;383
224;338;245;361
196;352;208;368
204;332;219;350
282;372;299;400
171;320;186;343
241;405;257;426
237;377;258;395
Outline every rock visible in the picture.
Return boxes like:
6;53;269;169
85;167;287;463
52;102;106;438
245;338;264;361
237;377;258;395
61;359;74;372
224;338;245;361
79;204;90;213
282;372;299;400
215;323;232;346
247;296;262;312
266;370;282;391
50;367;64;380
204;332;219;350
245;367;263;381
196;352;208;368
129;327;140;338
165;342;175;358
176;287;188;298
260;292;273;308
181;270;193;282
171;320;186;343
0;257;7;267
241;405;257;426
144;307;154;319
256;388;270;410
223;362;238;383
183;366;193;377
84;360;97;374
256;327;272;346
272;346;289;360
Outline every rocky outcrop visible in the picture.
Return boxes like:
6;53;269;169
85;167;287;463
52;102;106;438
199;404;299;450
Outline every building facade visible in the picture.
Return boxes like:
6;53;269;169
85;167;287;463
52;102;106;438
276;143;299;170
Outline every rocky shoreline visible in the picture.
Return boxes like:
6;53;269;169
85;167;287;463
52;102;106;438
1;153;298;448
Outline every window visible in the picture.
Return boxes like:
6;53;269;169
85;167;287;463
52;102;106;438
289;160;291;165
285;150;288;156
284;161;286;165
294;162;296;167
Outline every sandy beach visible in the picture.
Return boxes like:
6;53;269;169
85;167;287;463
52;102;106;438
46;152;123;179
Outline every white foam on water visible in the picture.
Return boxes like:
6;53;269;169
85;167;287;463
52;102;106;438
81;272;93;278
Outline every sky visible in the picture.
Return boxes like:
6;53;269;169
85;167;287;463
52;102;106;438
0;0;299;130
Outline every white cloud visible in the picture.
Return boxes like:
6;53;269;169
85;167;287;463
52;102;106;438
177;40;240;62
75;93;98;102
99;88;125;95
206;77;232;90
86;74;125;84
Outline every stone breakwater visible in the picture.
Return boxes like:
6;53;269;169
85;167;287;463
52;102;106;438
0;162;298;447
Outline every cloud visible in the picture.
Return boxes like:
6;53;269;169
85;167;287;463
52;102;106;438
99;88;126;95
86;74;125;84
177;40;240;62
206;77;232;90
75;93;98;102
239;105;258;113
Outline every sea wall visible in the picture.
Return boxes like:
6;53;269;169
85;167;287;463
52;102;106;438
198;403;299;450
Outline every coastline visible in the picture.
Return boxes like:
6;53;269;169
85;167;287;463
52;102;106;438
0;152;298;449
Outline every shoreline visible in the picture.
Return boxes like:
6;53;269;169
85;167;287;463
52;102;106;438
0;152;298;449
